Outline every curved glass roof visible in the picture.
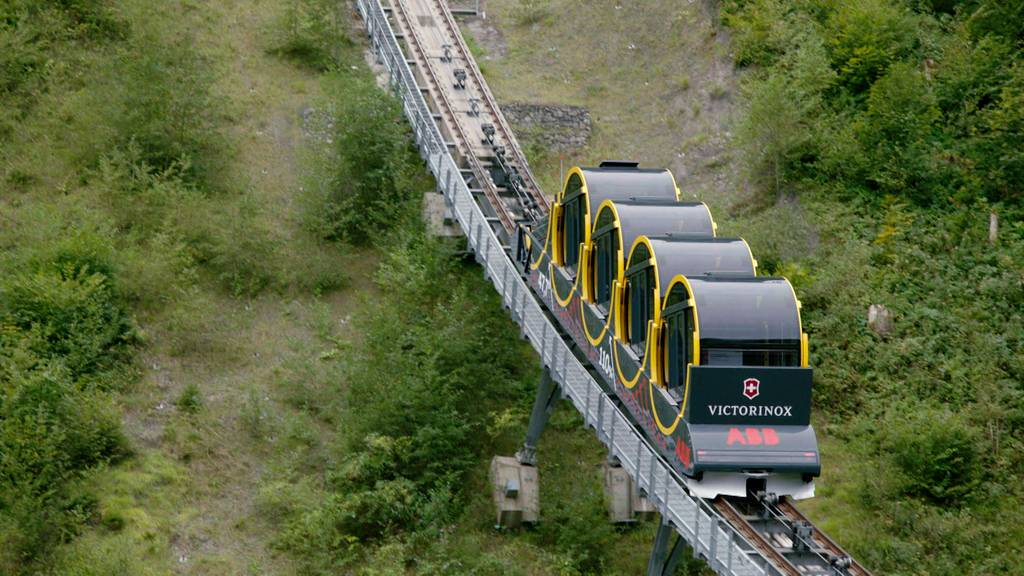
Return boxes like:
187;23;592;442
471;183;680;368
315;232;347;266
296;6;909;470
645;237;756;289
687;276;801;346
606;200;715;250
569;167;677;212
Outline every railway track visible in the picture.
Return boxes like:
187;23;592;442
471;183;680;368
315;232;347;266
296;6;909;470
714;495;871;576
355;1;873;574
382;0;546;239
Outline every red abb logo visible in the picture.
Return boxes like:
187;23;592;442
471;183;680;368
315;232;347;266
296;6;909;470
727;427;779;446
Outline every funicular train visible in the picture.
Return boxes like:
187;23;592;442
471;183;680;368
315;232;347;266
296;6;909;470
517;161;819;500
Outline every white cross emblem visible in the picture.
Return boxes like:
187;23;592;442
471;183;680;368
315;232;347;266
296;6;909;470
742;378;760;400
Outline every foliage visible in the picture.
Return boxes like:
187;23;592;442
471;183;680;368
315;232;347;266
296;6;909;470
0;220;134;570
0;0;350;570
535;487;617;574
175;383;202;415
881;406;984;504
0;0;125;138
0;355;130;569
268;0;355;71
78;27;226;188
725;0;1023;208
512;0;552;26
724;0;1024;572
303;73;431;245
825;0;920;92
279;233;535;573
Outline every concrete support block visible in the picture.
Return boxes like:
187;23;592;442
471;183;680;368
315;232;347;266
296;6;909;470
632;486;656;521
489;456;539;528
604;464;655;523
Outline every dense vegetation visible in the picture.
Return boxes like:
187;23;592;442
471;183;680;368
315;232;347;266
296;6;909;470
270;25;663;573
2;0;669;573
723;0;1023;573
0;0;347;572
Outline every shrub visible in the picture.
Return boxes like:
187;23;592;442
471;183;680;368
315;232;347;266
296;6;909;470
735;73;816;200
79;26;225;188
0;0;124;137
512;0;552;26
276;234;533;571
0;360;129;564
280;480;419;571
1;260;132;378
269;0;354;71
722;0;792;67
966;0;1024;43
825;0;919;92
881;408;985;504
975;62;1024;204
202;196;283;297
536;489;617;574
854;62;940;202
304;73;429;245
175;383;202;415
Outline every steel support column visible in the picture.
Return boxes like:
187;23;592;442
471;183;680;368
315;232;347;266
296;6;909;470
516;366;559;466
647;518;690;576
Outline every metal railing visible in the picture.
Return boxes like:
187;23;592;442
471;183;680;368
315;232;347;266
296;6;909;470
353;1;778;573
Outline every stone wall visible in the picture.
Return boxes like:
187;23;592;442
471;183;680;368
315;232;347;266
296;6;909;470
502;103;592;152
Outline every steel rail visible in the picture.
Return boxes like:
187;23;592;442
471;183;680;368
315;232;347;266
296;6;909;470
386;0;517;233
713;498;802;576
352;2;869;575
776;498;871;576
427;0;548;214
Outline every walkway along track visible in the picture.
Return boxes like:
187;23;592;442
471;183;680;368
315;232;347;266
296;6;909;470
354;1;871;575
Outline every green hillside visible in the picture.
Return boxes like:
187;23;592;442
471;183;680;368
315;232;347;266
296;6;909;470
1;0;1021;575
473;0;1023;573
724;2;1024;572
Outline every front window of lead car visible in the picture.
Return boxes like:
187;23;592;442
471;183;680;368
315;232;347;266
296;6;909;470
692;278;802;367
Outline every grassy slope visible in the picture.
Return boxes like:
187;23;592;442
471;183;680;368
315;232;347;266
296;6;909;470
0;0;371;573
0;0;688;573
469;0;742;210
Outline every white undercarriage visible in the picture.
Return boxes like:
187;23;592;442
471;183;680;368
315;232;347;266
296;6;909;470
684;472;816;500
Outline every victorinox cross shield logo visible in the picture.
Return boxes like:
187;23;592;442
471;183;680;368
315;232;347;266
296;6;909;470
742;378;760;400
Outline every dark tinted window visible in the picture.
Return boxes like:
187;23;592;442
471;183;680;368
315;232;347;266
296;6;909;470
626;265;655;354
593;230;618;309
663;308;694;389
661;284;693;390
689;278;801;345
563;196;584;271
700;348;798;367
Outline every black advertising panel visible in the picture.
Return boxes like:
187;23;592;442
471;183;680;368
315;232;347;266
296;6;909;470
685;366;812;426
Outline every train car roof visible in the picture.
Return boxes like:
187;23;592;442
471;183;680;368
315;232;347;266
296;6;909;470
560;163;680;208
677;276;803;346
627;236;758;292
595;199;716;249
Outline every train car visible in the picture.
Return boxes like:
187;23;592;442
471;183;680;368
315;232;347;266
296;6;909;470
518;161;819;500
